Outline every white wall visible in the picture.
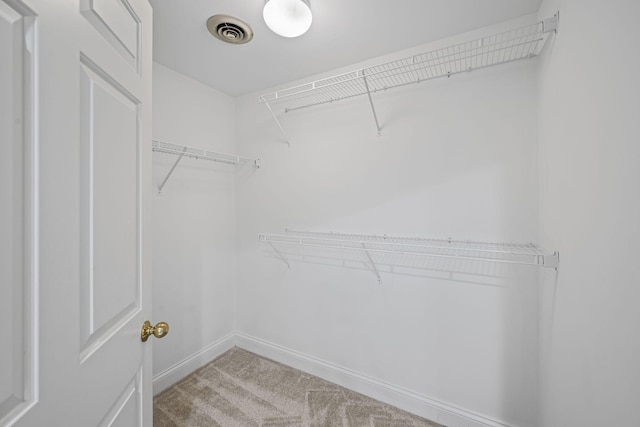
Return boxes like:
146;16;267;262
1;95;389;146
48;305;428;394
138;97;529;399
151;63;237;386
537;1;640;426
235;17;541;427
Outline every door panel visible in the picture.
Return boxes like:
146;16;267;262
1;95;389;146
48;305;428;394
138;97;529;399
98;370;143;427
0;1;37;425
80;0;141;71
79;56;141;361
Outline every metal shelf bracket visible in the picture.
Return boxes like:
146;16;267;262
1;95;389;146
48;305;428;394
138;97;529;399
362;242;382;284
543;252;559;270
268;242;290;268
263;99;291;148
362;71;382;136
542;12;559;34
158;147;186;195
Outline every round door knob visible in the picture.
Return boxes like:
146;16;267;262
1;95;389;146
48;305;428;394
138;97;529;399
141;320;169;342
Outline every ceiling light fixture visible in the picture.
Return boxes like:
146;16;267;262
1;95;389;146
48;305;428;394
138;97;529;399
263;0;312;38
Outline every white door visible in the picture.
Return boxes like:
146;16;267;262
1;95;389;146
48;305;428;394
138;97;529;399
0;0;155;426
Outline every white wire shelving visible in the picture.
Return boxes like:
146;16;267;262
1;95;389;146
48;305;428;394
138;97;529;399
259;230;559;283
259;14;558;143
152;140;259;194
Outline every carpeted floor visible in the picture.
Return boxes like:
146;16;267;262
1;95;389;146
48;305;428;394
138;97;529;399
154;347;443;427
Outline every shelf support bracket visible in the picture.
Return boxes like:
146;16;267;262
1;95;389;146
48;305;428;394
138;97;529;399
361;243;382;284
158;146;187;195
268;242;290;268
542;12;559;33
362;73;382;136
543;252;559;270
264;100;291;148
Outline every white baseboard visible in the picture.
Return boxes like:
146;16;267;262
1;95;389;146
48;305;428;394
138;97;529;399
235;333;517;427
152;332;236;394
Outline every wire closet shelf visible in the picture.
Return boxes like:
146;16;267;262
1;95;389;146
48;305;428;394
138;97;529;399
258;14;558;139
152;140;259;194
259;230;559;280
260;15;557;111
152;140;259;166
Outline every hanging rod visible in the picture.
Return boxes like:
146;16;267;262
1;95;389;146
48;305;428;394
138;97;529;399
259;230;559;283
258;13;558;137
152;140;259;194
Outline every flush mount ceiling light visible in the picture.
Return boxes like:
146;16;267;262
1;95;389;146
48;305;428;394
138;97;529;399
263;0;312;38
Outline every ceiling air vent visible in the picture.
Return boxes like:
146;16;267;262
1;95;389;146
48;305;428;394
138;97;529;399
206;14;254;45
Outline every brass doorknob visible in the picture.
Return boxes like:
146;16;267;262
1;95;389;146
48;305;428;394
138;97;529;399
141;320;169;342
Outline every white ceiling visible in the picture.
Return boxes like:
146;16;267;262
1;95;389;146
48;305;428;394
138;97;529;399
150;0;542;97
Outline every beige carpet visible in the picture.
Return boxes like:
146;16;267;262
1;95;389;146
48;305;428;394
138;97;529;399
154;347;443;427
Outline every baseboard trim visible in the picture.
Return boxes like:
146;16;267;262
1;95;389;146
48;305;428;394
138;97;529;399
235;333;516;427
152;332;236;394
